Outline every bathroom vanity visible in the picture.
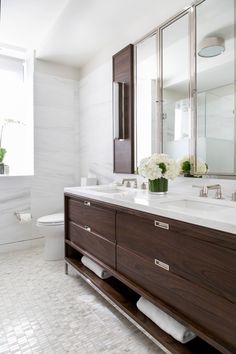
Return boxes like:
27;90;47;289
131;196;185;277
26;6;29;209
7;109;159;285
64;186;236;354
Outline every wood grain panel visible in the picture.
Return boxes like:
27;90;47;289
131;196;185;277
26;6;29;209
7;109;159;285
113;44;134;173
117;246;236;354
68;221;115;268
68;197;115;242
116;211;236;303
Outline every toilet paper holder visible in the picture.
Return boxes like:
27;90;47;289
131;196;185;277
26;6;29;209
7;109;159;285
14;209;32;223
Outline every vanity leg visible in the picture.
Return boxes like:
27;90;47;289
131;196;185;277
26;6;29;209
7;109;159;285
65;262;68;275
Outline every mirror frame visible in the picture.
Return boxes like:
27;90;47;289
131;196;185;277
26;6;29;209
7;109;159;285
159;8;192;165
134;0;236;178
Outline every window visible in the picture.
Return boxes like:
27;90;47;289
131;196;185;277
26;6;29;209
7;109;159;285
0;47;34;176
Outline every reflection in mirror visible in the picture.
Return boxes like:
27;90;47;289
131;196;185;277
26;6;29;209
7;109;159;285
162;13;190;161
136;34;158;167
113;82;125;140
196;0;235;175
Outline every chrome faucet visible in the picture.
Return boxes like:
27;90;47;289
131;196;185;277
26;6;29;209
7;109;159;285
192;184;223;199
232;191;236;201
122;178;137;188
207;184;223;199
192;185;208;197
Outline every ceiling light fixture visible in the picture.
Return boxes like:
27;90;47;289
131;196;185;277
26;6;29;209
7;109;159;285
198;36;225;58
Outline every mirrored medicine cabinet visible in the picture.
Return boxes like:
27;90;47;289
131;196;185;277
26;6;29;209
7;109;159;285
135;0;236;177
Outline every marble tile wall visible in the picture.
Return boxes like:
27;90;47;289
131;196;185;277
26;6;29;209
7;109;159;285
0;70;80;251
31;72;80;236
0;177;32;249
78;60;114;184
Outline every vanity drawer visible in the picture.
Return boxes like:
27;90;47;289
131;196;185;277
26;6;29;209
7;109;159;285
117;246;236;351
116;211;236;303
68;197;115;242
68;221;115;268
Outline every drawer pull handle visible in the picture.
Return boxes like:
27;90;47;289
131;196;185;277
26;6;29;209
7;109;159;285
84;225;91;232
84;201;91;206
155;259;169;271
154;220;169;230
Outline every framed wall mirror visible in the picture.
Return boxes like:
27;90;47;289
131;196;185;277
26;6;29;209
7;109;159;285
161;11;191;162
135;33;159;165
195;0;235;175
135;0;236;177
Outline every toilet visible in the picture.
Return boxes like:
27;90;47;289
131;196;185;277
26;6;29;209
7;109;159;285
36;213;64;261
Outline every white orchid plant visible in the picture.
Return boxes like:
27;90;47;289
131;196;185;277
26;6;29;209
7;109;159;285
138;153;179;180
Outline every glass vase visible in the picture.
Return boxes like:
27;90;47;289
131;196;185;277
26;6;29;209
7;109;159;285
184;173;202;178
148;178;168;194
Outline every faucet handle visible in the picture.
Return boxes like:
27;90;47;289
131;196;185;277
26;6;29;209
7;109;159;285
141;182;147;190
215;187;223;199
232;191;236;201
207;184;223;199
207;184;221;190
122;178;137;187
192;184;208;197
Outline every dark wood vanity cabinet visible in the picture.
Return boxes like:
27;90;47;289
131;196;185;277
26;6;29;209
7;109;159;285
116;211;236;353
65;193;236;354
66;196;116;268
116;211;236;303
68;197;115;242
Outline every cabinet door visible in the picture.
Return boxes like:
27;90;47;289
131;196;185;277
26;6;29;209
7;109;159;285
116;211;236;304
113;44;134;173
68;221;115;268
68;197;115;242
117;246;236;352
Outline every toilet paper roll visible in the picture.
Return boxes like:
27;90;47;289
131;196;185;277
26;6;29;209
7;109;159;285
15;212;32;224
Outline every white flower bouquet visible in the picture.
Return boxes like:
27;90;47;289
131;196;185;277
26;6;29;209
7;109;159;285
179;156;208;177
139;153;179;193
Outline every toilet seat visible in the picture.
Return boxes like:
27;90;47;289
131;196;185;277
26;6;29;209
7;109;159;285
37;213;64;227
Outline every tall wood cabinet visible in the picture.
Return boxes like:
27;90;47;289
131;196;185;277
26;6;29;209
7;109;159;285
112;44;134;173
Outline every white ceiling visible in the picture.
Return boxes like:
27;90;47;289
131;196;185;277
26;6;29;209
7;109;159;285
0;0;190;68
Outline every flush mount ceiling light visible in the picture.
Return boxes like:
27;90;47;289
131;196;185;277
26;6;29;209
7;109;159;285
198;36;225;58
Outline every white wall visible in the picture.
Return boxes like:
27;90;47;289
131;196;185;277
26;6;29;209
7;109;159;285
78;60;114;184
0;177;32;250
0;60;80;252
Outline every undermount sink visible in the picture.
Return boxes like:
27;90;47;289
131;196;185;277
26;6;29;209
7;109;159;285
89;186;126;194
159;199;233;213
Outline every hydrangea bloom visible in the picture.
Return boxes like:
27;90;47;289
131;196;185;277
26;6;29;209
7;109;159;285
139;153;179;180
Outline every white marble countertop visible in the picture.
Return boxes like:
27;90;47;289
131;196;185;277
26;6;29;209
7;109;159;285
64;185;236;235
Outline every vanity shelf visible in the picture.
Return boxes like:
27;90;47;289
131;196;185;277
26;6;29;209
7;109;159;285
64;193;236;354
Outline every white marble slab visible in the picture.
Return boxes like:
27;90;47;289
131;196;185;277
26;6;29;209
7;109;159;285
65;185;236;235
0;176;32;245
78;60;114;184
31;72;80;237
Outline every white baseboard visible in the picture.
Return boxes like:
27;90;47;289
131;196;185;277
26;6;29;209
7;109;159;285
0;237;44;253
